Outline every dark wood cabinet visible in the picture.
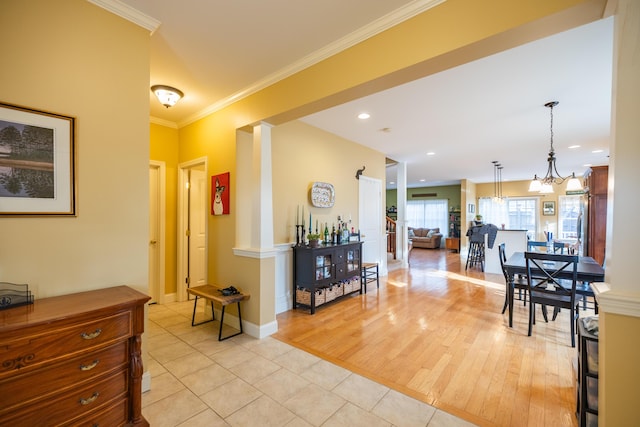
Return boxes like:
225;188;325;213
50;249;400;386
585;166;608;265
0;286;150;426
293;241;362;314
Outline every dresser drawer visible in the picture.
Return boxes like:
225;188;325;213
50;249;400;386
67;397;128;427
0;311;131;376
2;368;128;426
0;341;128;415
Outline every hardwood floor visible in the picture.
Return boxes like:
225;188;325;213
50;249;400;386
273;248;594;427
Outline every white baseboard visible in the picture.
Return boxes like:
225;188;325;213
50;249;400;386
142;371;151;393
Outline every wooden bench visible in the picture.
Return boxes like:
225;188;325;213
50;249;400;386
186;284;250;341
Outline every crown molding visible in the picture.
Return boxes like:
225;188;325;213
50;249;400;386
87;0;161;34
150;116;178;129
178;0;446;127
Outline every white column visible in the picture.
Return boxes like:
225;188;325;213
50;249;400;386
396;162;409;267
251;122;274;250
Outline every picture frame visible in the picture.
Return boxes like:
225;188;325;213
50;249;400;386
0;102;76;216
468;203;475;214
543;201;555;216
211;171;230;215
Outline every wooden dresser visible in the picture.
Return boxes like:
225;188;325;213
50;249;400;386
0;286;150;426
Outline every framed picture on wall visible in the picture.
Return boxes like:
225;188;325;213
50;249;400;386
0;102;76;216
543;201;555;216
468;203;475;214
211;171;230;215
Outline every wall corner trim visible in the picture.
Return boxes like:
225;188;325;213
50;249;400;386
592;282;640;318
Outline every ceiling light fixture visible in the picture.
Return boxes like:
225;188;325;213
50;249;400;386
528;101;583;193
151;85;184;108
358;112;370;119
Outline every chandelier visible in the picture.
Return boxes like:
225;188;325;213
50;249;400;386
492;161;505;204
528;101;583;193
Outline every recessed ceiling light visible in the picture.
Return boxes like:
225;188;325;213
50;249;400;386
419;179;426;182
592;149;604;153
358;112;370;119
569;145;581;149
426;152;435;156
584;163;592;167
389;181;396;185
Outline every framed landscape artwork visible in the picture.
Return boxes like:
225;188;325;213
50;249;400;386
0;102;76;216
543;201;555;216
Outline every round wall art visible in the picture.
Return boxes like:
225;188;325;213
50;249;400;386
309;182;335;208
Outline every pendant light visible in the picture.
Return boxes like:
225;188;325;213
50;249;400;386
528;102;583;193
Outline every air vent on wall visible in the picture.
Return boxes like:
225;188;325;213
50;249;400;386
412;193;437;198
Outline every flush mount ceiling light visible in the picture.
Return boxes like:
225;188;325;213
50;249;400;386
528;101;583;193
151;85;184;108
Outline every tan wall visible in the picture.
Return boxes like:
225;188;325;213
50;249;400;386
272;121;385;244
0;0;150;298
475;179;564;240
150;123;180;295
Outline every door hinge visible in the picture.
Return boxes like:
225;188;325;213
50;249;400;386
186;277;190;284
186;229;191;237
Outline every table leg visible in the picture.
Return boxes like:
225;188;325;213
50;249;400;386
508;276;514;328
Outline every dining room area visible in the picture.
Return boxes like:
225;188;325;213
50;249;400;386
274;247;601;427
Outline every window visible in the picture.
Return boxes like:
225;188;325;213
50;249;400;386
558;195;581;239
479;197;538;239
407;199;449;236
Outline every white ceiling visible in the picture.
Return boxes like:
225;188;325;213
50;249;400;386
109;0;613;189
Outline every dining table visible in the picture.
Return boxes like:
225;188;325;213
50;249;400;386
502;251;605;327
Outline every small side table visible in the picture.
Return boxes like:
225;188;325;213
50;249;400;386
187;284;250;341
445;237;460;253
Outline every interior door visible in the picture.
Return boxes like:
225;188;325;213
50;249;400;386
148;165;160;303
189;168;207;289
358;176;383;265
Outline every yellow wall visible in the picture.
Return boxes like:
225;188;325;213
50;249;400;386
475;179;565;240
0;0;150;298
150;123;179;295
272;121;385;243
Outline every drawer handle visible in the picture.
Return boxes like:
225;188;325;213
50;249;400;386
79;391;99;405
79;359;100;371
80;329;102;340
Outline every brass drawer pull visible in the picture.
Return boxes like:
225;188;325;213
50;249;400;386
80;329;102;340
79;391;99;405
79;359;100;371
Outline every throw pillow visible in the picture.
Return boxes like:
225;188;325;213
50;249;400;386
408;229;416;238
427;230;434;238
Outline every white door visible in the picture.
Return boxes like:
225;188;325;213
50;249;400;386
189;168;207;289
359;176;383;266
148;165;160;303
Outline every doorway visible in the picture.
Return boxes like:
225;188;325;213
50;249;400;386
358;175;385;272
149;161;166;304
177;158;208;301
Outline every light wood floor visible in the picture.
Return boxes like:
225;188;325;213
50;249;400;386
273;248;595;427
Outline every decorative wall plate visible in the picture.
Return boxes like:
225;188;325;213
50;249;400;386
310;182;335;208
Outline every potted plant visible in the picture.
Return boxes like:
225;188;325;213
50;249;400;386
474;214;483;225
307;233;321;247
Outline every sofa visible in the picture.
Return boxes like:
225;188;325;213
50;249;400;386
408;227;443;249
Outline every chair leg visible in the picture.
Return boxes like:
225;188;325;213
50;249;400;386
528;302;534;336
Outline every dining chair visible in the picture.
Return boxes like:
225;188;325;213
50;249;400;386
498;243;528;315
525;252;580;347
527;241;547;252
553;241;566;254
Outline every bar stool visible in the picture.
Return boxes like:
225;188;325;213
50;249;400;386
361;262;379;293
465;239;485;271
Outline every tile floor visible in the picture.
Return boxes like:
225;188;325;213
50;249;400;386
143;300;477;427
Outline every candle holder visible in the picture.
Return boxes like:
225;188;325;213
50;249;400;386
295;225;303;246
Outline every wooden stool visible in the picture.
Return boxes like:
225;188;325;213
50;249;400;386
361;262;379;293
186;284;250;341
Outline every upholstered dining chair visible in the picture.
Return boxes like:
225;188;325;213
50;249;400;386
499;243;528;315
525;252;580;347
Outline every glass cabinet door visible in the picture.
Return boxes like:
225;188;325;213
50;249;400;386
315;254;333;281
345;248;360;273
